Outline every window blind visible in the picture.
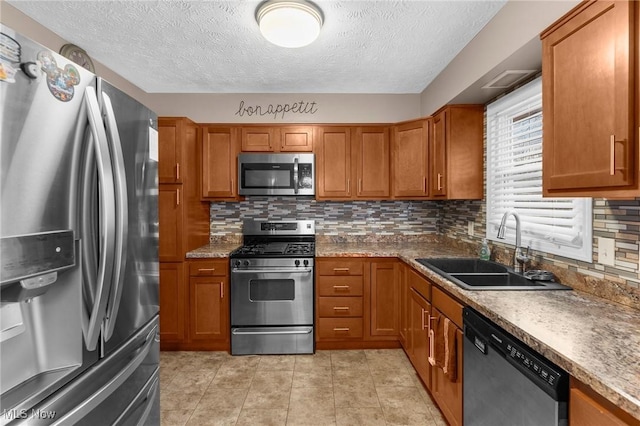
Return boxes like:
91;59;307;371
486;77;592;262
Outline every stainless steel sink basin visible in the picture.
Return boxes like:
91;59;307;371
415;258;571;291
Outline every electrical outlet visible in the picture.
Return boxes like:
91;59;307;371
598;237;616;266
467;221;474;237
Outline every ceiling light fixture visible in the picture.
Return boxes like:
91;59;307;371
256;0;324;48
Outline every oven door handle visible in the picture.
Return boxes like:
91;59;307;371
231;268;313;274
232;327;313;335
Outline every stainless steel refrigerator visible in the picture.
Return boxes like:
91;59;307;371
0;26;160;425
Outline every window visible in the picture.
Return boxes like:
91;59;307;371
486;77;592;262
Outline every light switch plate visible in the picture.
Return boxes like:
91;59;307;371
467;221;474;237
598;237;616;266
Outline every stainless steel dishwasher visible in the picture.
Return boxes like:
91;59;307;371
463;307;569;426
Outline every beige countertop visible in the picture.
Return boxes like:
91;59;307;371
186;240;640;420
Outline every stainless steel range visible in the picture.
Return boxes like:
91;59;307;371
230;220;315;355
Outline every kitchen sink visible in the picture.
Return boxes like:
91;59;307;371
415;258;571;291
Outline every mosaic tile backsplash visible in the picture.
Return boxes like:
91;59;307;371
209;197;440;239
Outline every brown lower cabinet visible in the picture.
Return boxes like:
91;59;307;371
400;266;463;426
570;377;639;426
160;259;230;351
315;257;400;349
409;286;431;386
430;287;464;426
159;262;186;343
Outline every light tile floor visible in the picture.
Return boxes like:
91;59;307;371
160;349;447;425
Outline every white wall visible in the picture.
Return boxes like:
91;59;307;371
420;0;580;116
144;93;420;124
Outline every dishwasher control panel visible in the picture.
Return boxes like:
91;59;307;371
506;343;561;388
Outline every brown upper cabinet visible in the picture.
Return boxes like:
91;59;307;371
241;126;277;152
392;119;430;199
201;126;241;200
430;105;484;200
315;126;353;199
541;1;639;197
159;117;198;184
353;127;391;198
315;126;391;200
240;125;313;152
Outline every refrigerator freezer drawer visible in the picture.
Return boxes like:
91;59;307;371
13;316;159;426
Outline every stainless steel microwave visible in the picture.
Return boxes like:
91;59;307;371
238;153;315;196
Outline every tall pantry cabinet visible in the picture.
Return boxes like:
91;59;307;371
158;117;210;349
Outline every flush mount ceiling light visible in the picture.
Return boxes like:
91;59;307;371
256;0;324;48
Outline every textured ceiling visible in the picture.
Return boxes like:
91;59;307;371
8;0;506;94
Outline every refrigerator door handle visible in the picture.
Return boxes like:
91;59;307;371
49;324;158;426
100;90;129;341
81;86;117;352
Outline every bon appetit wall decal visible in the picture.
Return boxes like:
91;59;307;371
234;100;318;120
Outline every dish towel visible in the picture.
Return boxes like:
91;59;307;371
442;317;457;382
427;314;457;382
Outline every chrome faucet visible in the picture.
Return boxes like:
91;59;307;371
497;210;530;273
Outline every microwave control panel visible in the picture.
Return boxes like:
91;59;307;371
298;164;313;188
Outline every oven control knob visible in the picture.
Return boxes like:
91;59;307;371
243;260;250;267
295;260;300;267
303;259;309;267
234;260;241;268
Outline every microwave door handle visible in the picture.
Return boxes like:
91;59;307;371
293;157;299;194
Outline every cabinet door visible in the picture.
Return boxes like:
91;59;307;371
159;263;186;343
189;275;228;342
392;120;429;198
241;127;277;152
158;185;183;262
431;111;447;197
354;127;390;198
201;126;239;199
409;288;431;388
367;260;399;339
280;126;313;152
315;126;352;199
542;1;635;193
431;308;463;426
158;118;182;184
569;378;635;426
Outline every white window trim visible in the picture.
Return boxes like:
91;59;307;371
485;77;593;262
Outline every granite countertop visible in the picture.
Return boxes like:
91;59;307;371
186;242;241;258
186;240;640;420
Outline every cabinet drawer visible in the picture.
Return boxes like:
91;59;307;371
407;267;431;300
318;318;363;339
318;297;363;317
189;260;227;277
432;287;463;328
317;276;364;296
317;259;364;276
